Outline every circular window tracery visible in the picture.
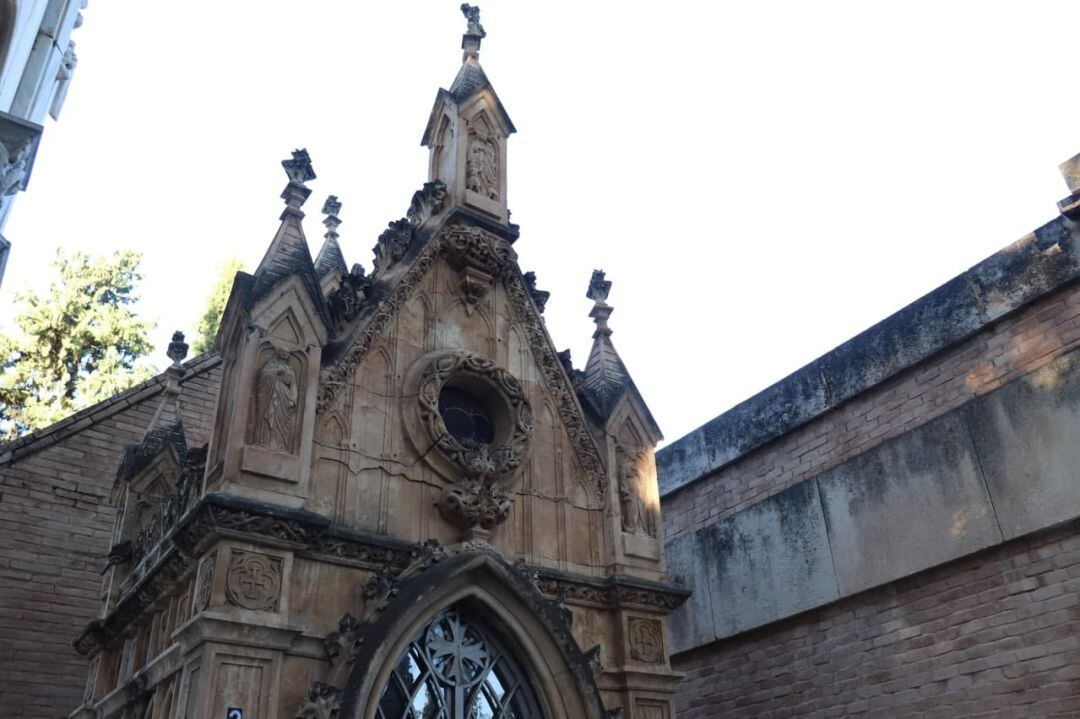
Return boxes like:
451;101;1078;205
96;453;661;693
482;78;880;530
416;352;533;481
438;386;495;447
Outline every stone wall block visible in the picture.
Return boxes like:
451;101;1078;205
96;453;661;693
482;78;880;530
663;531;713;654
703;479;839;641
964;348;1080;540
817;411;1003;597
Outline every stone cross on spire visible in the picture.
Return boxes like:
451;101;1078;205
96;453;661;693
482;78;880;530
587;269;614;337
461;3;486;58
280;148;315;217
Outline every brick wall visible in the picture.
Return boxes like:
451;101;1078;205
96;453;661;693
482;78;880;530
663;279;1080;544
673;520;1080;718
0;359;220;718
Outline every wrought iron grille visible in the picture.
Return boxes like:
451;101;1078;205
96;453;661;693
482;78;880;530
376;608;543;719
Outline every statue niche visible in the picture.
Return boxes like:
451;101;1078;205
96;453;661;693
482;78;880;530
249;347;302;454
466;133;498;201
617;446;657;538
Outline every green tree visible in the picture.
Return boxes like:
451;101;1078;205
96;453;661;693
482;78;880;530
0;249;156;439
193;258;243;355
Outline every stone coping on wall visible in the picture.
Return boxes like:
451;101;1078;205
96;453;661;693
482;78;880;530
658;214;1079;497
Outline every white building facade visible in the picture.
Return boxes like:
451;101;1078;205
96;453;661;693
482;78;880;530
0;0;86;286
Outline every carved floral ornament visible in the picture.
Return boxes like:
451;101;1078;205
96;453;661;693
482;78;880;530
418;352;533;481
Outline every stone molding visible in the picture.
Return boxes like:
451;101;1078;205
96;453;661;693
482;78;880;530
74;492;687;657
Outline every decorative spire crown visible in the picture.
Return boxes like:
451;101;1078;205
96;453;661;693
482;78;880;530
166;331;188;369
280;148;315;216
461;3;485;58
587;270;614;337
322;195;342;239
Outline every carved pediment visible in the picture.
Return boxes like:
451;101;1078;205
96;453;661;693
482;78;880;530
316;222;608;498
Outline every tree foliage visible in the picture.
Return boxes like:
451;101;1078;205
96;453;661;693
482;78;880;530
193;257;243;355
0;249;156;439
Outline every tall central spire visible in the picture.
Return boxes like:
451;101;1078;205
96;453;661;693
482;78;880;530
421;5;515;227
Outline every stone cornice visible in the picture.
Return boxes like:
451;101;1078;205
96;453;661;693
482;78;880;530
75;492;688;656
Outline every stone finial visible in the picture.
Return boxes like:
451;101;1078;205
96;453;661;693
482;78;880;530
322;195;342;240
461;4;486;38
587;270;612;303
283;148;316;185
280;149;315;214
166;331;188;368
587;270;613;337
461;3;485;57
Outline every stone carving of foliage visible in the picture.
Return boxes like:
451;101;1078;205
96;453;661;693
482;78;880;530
294;681;343;719
406;179;447;227
628;617;664;664
225;550;282;612
251;349;300;453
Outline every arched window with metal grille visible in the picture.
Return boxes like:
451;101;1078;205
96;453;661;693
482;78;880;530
376;606;544;719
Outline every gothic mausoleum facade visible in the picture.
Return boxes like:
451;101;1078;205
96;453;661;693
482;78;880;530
58;7;685;719
1;6;1080;719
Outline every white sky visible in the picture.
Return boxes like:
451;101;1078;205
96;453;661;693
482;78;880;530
3;1;1079;446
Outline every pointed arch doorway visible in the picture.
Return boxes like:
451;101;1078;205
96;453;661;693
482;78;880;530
339;550;609;719
375;604;543;719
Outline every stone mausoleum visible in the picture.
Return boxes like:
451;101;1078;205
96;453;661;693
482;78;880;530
61;6;684;718
1;5;1079;719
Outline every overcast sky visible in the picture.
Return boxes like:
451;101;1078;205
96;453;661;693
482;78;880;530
3;1;1079;445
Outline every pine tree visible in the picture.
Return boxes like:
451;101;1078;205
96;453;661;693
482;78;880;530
192;258;243;355
0;249;156;439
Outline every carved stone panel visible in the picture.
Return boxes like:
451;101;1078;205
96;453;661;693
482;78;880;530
627;617;663;664
193;552;217;613
466;134;498;201
248;347;303;454
617;445;657;538
224;550;283;612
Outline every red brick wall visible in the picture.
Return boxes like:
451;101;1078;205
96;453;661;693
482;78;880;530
673;520;1080;718
0;361;220;718
663;280;1080;543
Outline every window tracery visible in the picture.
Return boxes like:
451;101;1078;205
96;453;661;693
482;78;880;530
376;608;543;719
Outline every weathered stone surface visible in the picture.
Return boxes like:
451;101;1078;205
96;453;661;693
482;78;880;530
817;411;1002;597
663;532;713;654
705;480;838;641
965;349;1080;540
666;480;838;652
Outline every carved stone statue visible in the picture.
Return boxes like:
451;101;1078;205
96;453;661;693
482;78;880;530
618;448;656;537
466;135;498;200
461;3;486;38
252;349;299;453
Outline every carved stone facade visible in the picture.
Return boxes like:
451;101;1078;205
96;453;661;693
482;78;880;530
65;8;683;719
